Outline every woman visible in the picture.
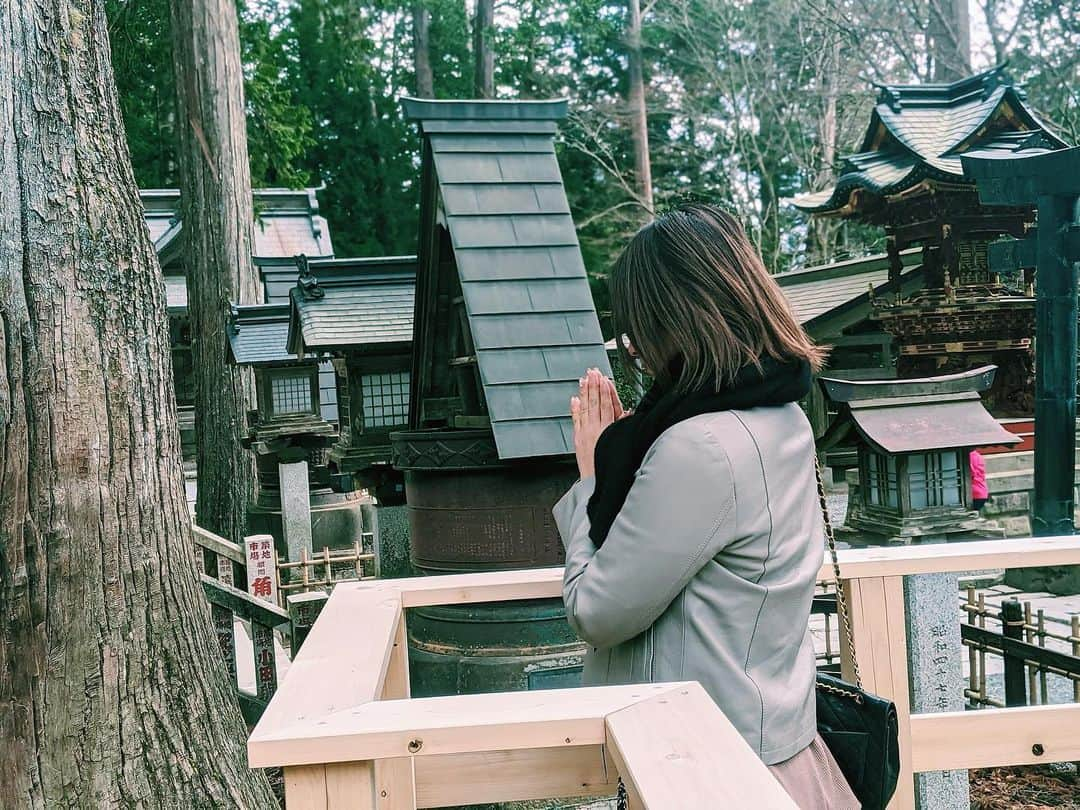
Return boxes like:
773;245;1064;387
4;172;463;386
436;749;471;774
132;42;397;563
553;204;858;809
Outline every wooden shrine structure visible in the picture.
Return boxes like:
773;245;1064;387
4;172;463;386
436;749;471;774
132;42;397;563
287;255;417;504
794;66;1068;416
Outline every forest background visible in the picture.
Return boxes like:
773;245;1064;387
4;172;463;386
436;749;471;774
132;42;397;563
106;0;1080;319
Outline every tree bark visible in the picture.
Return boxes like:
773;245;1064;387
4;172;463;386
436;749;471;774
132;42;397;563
473;0;495;98
414;1;435;97
626;0;654;218
169;0;259;545
0;2;275;807
929;0;971;81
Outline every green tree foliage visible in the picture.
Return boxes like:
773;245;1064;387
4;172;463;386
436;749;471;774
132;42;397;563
107;0;176;187
109;0;1079;295
106;0;311;189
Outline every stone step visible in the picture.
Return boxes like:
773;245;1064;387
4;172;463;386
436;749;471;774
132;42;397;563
986;472;1080;504
983;447;1080;474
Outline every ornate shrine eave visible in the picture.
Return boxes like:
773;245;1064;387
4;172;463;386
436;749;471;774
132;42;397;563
793;66;1068;218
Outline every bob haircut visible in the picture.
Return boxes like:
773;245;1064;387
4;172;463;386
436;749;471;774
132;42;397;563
611;203;826;392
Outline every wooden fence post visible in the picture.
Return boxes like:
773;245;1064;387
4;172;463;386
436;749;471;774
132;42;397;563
1002;599;1027;707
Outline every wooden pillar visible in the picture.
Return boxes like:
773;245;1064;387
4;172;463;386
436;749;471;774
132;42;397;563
376;613;416;809
840;576;915;810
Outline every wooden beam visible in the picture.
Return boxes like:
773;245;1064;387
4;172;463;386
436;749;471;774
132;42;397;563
192;524;246;564
351;568;565;608
823;535;1080;580
376;612;416;809
909;703;1080;772
200;574;289;627
326;761;377;809
605;683;797;809
285;765;328;810
250;588;403;755
414;747;616;808
843;576;914;810
250;682;687;768
339;536;1080;611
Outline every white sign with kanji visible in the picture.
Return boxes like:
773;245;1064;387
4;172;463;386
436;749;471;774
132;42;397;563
245;534;279;605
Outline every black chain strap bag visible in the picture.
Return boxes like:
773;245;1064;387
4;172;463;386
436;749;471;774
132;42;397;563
814;459;901;810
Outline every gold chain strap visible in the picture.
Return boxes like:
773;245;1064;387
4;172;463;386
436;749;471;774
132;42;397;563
814;456;862;689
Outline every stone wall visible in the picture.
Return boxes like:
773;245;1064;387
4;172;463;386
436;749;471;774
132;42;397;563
981;449;1080;537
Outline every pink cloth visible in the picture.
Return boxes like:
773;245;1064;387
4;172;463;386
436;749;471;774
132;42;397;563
768;734;859;809
970;449;988;500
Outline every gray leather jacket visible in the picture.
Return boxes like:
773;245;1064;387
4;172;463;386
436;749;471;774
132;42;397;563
553;404;820;765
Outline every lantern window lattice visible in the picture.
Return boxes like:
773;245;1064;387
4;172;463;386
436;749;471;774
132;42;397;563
361;372;410;430
271;373;315;416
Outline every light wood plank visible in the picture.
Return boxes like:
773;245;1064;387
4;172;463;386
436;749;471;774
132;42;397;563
337;537;1080;612
251;588;403;754
375;758;415;810
381;612;410;700
350;568;565;608
845;577;914;810
909;704;1080;772
285;765;327;810
822;535;1080;580
326;761;376;809
605;683;797;809
376;614;416;809
414;747;615;808
881;575;915;810
251;682;685;768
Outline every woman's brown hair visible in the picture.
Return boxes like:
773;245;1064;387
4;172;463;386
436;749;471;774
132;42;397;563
611;203;826;392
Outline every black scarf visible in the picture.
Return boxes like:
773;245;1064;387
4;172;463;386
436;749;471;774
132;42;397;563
586;357;812;547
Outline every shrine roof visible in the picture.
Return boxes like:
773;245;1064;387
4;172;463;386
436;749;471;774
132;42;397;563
793;65;1068;216
141;187;334;272
818;366;1021;454
287;256;417;355
775;249;922;328
403;97;611;461
227;303;297;366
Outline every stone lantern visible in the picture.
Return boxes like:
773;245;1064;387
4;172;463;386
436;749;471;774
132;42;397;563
819;365;1020;545
818;365;1020;810
227;303;364;566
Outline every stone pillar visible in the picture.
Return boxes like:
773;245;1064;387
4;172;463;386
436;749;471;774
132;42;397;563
278;460;312;565
904;572;970;809
376;504;413;579
360;498;381;578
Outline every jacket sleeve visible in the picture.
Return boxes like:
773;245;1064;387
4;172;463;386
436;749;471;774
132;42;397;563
552;425;736;649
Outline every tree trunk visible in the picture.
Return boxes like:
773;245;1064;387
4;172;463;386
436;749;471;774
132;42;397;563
414;1;434;97
473;0;494;98
170;0;260;545
810;34;841;264
626;0;654;218
0;2;275;807
929;0;971;81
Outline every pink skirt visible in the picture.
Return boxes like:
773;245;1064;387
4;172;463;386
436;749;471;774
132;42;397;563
768;734;860;810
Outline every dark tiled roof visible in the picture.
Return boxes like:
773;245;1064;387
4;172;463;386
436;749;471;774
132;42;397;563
227;303;295;366
793;66;1069;215
404;97;611;460
287;257;417;355
775;249;922;326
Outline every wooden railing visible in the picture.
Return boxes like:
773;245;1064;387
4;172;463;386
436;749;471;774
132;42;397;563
249;535;1080;809
194;526;289;724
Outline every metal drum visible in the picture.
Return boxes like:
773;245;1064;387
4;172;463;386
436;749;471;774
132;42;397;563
392;429;586;697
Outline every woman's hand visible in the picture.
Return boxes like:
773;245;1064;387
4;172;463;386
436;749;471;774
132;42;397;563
571;369;625;479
